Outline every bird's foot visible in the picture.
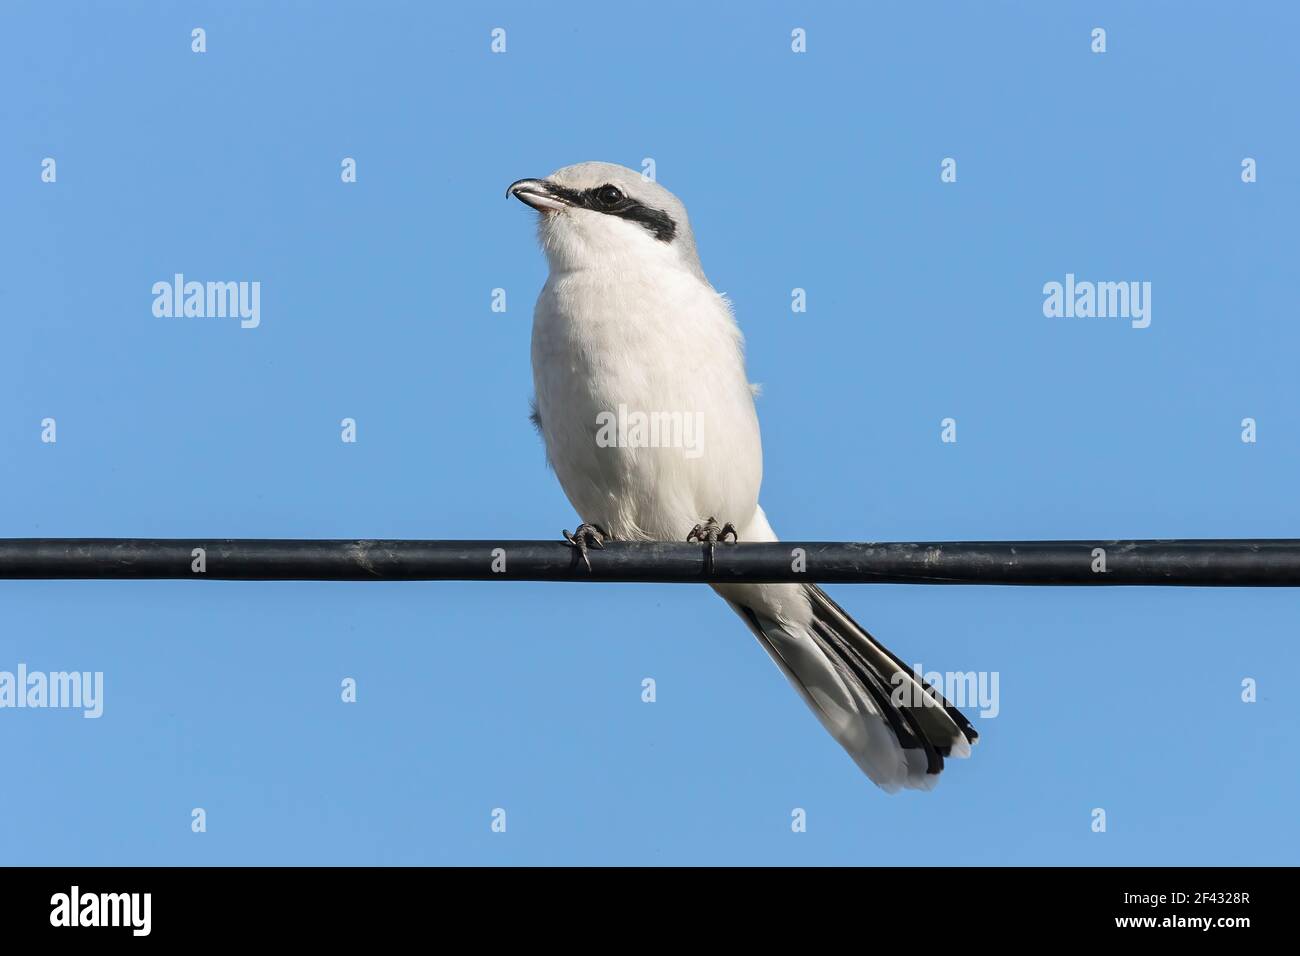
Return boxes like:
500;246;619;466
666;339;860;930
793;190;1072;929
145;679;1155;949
687;517;738;573
562;522;607;572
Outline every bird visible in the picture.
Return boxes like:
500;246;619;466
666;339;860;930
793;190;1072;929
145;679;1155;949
508;162;977;791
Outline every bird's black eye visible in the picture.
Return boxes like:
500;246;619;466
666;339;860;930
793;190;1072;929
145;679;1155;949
595;185;624;207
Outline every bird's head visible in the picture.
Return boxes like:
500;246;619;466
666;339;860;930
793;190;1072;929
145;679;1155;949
508;162;705;280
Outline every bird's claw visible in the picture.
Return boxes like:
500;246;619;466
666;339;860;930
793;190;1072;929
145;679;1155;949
687;517;738;573
563;523;607;572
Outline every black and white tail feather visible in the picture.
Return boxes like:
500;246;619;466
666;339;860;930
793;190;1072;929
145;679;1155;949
724;584;978;792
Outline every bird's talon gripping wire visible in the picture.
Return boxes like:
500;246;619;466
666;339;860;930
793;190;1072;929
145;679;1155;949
687;517;738;575
563;523;607;572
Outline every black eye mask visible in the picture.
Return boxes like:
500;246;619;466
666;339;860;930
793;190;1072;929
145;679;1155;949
548;183;678;243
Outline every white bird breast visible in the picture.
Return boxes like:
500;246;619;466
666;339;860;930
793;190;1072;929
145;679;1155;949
530;265;764;542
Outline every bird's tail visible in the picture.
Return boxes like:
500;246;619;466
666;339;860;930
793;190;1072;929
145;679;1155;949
718;582;978;792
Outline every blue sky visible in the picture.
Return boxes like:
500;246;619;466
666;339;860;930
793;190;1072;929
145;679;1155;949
2;1;1297;865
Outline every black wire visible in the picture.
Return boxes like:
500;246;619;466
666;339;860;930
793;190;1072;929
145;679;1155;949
1;538;1297;585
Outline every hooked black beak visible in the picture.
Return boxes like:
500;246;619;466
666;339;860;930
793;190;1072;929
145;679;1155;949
507;178;575;212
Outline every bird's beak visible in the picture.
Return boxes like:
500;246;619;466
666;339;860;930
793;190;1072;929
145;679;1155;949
507;178;574;213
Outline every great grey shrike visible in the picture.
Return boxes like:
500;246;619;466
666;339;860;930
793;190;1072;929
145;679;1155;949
509;162;977;791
